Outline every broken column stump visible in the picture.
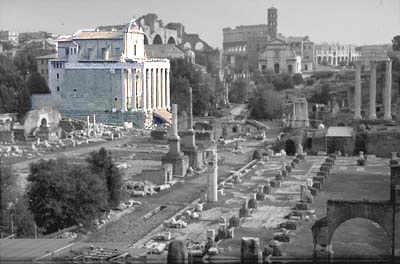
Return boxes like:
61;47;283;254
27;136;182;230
241;237;263;264
167;240;188;264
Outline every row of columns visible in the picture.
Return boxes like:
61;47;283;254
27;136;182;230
121;67;170;112
354;59;392;121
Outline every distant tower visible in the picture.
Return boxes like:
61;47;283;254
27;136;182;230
267;7;278;39
123;19;146;61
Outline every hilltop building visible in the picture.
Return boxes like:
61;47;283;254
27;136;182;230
314;43;361;66
222;6;314;75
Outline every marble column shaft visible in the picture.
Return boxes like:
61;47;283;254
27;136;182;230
142;68;147;110
166;69;170;110
384;59;392;120
161;69;166;109
152;68;156;109
354;61;362;119
132;69;137;110
369;61;377;120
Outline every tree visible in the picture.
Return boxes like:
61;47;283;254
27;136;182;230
249;84;283;120
309;83;330;104
292;73;304;85
170;58;216;116
86;148;122;209
27;158;108;233
26;72;50;94
0;55;31;117
392;35;400;51
229;79;248;103
272;73;293;91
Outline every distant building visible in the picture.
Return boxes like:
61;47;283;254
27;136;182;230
18;31;52;44
314;43;361;66
222;6;314;74
36;53;57;84
32;20;171;125
0;30;18;44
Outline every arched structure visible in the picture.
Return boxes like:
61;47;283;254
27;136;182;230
144;35;149;45
153;34;163;45
312;164;400;257
167;37;176;44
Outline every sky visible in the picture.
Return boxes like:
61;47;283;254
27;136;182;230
0;0;399;48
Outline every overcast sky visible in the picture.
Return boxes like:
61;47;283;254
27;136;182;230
1;0;399;48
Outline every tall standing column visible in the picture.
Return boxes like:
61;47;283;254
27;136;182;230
369;61;377;120
132;69;137;111
152;68;156;110
171;104;179;139
208;148;218;203
142;68;147;110
384;59;392;121
157;68;162;109
161;69;166;109
166;68;170;110
354;61;362;120
147;69;151;110
121;69;127;112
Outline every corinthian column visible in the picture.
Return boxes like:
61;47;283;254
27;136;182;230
157;68;162;109
152;68;156;110
354;61;362;120
369;61;377;120
161;69;166;109
132;69;137;111
142;68;147;110
166;68;170;110
384;59;392;121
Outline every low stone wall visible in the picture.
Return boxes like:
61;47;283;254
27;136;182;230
366;130;400;158
61;110;146;127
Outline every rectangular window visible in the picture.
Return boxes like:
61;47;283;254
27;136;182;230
134;45;136;56
65;47;69;55
56;73;59;79
56;86;60;92
41;60;44;65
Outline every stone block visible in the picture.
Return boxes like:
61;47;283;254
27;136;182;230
295;202;310;210
313;176;324;185
167;240;188;264
241;237;263;264
263;185;271;194
248;198;257;209
229;215;240;228
279;221;297;230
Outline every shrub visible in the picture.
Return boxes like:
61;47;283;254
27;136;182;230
27;158;108;233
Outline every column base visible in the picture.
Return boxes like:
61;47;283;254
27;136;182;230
368;114;377;120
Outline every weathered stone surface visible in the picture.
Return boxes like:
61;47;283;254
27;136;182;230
279;221;297;230
167;240;188;264
241;237;262;264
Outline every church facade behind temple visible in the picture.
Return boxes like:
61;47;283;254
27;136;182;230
32;20;171;125
222;6;314;75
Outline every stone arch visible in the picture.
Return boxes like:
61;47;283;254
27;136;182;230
144;35;149;45
195;42;204;51
329;217;391;255
40;118;48;127
153;34;163;45
285;139;296;155
167;37;176;44
313;200;394;250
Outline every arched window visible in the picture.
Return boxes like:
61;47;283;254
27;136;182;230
153;35;163;45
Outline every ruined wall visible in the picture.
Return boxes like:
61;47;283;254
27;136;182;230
58;68;123;112
366;131;400;158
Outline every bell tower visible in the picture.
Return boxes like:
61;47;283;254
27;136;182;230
267;7;278;39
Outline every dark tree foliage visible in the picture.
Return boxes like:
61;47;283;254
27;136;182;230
292;73;304;85
0;158;16;228
27;158;108;233
170;58;217;116
13;41;56;79
249;84;283;120
392;35;400;51
309;83;330;105
0;55;31;117
229;79;248;104
272;73;294;91
26;72;50;94
86;148;122;209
